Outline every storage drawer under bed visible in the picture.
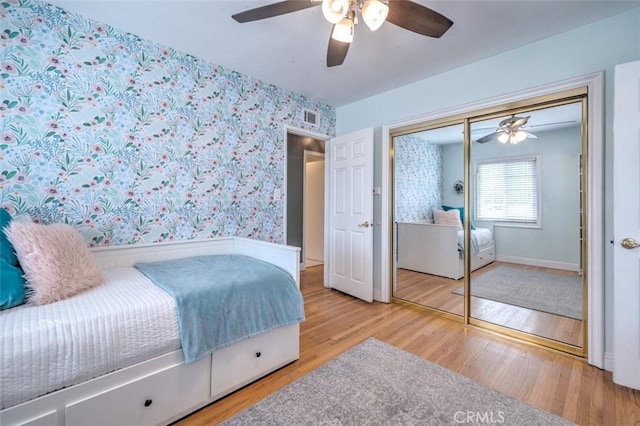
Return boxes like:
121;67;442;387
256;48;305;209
65;356;210;426
210;324;300;400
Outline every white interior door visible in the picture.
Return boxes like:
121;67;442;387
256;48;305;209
612;60;640;390
327;128;374;302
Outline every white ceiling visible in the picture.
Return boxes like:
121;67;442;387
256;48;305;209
46;0;640;107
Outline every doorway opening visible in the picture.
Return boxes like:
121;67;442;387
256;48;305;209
285;130;327;270
303;151;325;268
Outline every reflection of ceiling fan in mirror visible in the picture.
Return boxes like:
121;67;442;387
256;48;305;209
475;115;577;145
476;116;536;145
232;0;454;67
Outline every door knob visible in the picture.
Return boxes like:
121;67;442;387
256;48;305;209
621;238;640;249
358;221;370;228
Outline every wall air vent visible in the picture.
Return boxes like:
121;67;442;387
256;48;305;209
303;109;320;128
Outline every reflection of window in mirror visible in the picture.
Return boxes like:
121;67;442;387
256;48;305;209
469;101;584;349
475;155;540;227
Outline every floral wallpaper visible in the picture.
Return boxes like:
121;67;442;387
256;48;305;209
0;0;335;246
394;134;442;222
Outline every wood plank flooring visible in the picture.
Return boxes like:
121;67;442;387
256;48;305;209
176;265;638;426
394;262;583;347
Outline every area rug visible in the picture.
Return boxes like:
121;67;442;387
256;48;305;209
453;265;582;320
222;338;572;425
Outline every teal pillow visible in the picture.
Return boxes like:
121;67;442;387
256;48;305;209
0;209;26;309
442;205;476;230
0;208;17;264
1;258;26;309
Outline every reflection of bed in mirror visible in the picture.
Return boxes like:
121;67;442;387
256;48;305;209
397;221;495;280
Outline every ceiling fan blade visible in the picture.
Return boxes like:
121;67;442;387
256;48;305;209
327;30;350;67
498;116;528;128
511;116;530;128
386;0;453;38
522;131;538;139
475;132;500;144
232;1;319;23
523;120;577;129
471;126;498;133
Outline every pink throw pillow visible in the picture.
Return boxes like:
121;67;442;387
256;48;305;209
433;209;463;230
5;222;104;305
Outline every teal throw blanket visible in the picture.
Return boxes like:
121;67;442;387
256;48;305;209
135;255;305;363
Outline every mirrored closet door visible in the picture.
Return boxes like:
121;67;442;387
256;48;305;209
469;101;585;350
393;122;466;318
391;92;587;356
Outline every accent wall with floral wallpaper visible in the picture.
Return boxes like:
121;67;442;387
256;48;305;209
394;134;442;222
0;0;335;246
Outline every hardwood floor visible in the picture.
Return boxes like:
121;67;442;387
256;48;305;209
394;262;584;347
177;266;638;425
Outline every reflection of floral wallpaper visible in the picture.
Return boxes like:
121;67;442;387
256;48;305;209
395;134;442;222
0;1;335;246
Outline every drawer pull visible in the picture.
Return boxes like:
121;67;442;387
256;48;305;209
256;351;262;358
144;399;153;407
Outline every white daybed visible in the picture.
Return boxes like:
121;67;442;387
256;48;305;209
0;237;301;426
397;221;495;280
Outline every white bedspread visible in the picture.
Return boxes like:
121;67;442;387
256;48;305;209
0;268;180;409
456;227;493;254
473;228;493;249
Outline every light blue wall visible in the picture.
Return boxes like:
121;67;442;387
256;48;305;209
440;144;464;208
442;126;582;265
337;7;640;353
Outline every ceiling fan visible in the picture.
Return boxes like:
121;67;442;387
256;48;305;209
475;116;540;145
232;0;454;67
474;115;579;144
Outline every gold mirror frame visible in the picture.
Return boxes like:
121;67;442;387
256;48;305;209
390;87;588;357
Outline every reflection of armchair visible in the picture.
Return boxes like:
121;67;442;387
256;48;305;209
396;221;495;280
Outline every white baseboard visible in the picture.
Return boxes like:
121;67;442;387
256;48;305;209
374;287;383;303
304;258;324;268
495;255;580;272
604;352;613;372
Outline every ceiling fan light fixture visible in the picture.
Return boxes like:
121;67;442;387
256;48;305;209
361;0;389;31
322;0;350;24
513;130;528;143
332;16;355;43
498;130;529;144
